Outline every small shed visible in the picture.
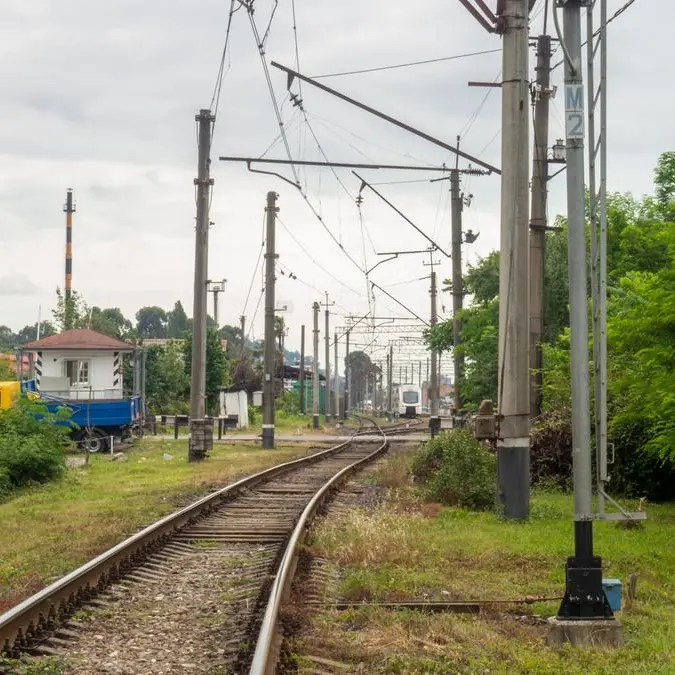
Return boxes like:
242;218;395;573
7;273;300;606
23;328;136;400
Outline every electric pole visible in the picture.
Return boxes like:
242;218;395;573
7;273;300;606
530;33;552;418
343;329;350;420
429;270;440;437
240;315;246;356
450;170;464;413
388;344;393;414
189;108;214;462
312;301;320;430
497;0;531;518
262;191;279;450
321;292;335;423
63;189;76;331
334;332;339;420
554;0;616;627
299;324;306;414
207;279;226;329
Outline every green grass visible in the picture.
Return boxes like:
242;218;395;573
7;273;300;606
301;478;675;674
0;438;306;612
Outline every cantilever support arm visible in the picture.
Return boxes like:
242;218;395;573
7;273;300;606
270;61;500;176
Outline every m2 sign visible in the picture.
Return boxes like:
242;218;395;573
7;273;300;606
565;84;584;140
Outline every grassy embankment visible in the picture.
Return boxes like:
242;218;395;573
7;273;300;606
0;439;307;613
293;453;675;674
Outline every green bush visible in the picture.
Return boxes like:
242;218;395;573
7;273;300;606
248;404;258;425
0;399;71;496
411;429;496;510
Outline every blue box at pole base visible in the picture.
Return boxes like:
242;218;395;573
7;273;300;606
602;578;622;612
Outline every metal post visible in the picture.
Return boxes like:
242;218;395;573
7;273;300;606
63;189;76;330
418;361;422;387
323;294;333;423
388;344;393;415
333;332;339;420
299;324;306;414
497;0;530;517
189;108;214;462
429;271;440;437
312;302;320;430
262;191;279;450
450;170;464;412
343;329;350;419
529;34;552;418
555;0;612;621
240;315;246;355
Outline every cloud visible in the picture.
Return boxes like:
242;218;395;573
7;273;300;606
0;276;40;296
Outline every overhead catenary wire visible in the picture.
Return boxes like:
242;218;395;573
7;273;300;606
312;47;502;78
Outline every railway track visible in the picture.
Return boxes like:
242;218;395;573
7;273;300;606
0;417;411;674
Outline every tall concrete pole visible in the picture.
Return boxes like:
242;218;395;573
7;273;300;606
262;191;279;450
555;0;613;622
343;329;350;419
429;270;440;437
497;0;530;518
189;109;214;462
240;315;246;355
529;34;552;419
299;324;306;414
312;302;320;430
450;170;464;412
333;332;339;419
212;288;220;328
63;189;76;330
387;344;393;414
322;293;334;423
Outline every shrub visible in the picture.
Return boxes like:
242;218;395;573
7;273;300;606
411;429;496;510
530;408;573;490
0;399;71;495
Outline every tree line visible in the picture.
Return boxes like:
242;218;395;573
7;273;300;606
426;151;675;496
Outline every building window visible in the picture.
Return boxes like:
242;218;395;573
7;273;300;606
65;360;90;387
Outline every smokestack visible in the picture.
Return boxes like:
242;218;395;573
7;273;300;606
63;188;76;329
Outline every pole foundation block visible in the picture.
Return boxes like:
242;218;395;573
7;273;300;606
547;617;623;647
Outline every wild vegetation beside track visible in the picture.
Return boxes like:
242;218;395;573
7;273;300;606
0;438;307;614
290;449;675;675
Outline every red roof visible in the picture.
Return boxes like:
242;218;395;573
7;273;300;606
23;328;134;352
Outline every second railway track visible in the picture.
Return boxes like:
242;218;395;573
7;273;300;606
0;417;406;674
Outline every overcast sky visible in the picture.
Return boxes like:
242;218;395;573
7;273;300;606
0;0;669;374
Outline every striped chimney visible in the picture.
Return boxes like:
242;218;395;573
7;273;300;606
63;188;76;329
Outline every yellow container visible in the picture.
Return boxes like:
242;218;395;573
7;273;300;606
0;381;20;409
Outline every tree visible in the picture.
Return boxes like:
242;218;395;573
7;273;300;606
346;351;379;405
136;306;168;339
89;307;133;340
53;288;89;331
654;150;675;216
13;322;56;345
0;326;14;351
183;328;230;414
167;301;189;338
144;343;190;413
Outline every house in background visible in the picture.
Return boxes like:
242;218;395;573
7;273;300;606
23;328;136;400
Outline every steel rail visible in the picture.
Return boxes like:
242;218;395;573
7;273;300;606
0;420;371;653
250;417;388;674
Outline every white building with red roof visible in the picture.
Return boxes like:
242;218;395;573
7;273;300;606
23;328;135;400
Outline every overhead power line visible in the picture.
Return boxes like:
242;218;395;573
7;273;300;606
312;48;501;79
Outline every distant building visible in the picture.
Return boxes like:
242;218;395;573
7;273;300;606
0;353;29;376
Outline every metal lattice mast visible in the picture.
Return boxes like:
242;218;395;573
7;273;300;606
586;0;608;516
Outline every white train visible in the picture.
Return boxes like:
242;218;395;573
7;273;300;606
395;383;422;418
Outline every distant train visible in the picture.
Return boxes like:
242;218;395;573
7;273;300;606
394;383;422;418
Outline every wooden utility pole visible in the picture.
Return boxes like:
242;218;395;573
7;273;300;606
189;109;214;462
262;192;279;450
529;33;552;418
497;0;530;518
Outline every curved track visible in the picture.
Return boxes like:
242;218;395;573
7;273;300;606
0;417;405;673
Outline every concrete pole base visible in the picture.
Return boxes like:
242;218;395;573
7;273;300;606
547;617;623;647
188;418;212;462
313;415;320;430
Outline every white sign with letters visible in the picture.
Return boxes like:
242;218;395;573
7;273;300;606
565;84;584;139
